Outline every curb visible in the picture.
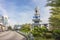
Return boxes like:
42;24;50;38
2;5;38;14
16;31;28;40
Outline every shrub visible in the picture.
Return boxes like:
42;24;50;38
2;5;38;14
53;29;60;40
45;33;53;39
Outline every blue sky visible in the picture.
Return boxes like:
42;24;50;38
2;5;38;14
0;0;50;25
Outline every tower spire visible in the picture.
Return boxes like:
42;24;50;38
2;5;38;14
35;6;40;16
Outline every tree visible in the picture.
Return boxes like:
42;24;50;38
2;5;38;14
47;0;60;7
49;7;60;29
8;26;12;30
47;0;60;29
31;26;48;37
47;0;60;40
20;24;30;34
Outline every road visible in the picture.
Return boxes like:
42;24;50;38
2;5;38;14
0;31;26;40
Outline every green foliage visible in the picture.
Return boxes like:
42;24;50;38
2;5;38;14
53;29;60;34
47;0;60;7
20;24;56;40
31;26;48;37
20;24;59;40
47;0;60;29
20;24;30;34
31;26;55;40
8;26;12;30
45;33;53;39
47;0;60;40
52;29;60;40
53;29;60;37
34;37;54;40
49;7;60;29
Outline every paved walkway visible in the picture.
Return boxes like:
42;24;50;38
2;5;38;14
0;31;26;40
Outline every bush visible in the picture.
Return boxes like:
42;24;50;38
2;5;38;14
53;29;60;40
31;26;48;37
53;29;60;34
44;33;53;39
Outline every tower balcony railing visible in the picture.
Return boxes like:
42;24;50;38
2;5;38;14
32;18;40;21
32;23;40;25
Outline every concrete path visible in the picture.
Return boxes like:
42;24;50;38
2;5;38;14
0;31;26;40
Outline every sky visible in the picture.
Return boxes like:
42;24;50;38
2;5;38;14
0;0;51;25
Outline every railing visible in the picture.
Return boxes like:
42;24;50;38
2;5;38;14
16;30;34;40
16;31;28;40
32;18;40;21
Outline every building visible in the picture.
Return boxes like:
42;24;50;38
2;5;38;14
0;15;5;31
3;16;8;30
3;16;8;26
0;24;6;32
0;15;8;31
